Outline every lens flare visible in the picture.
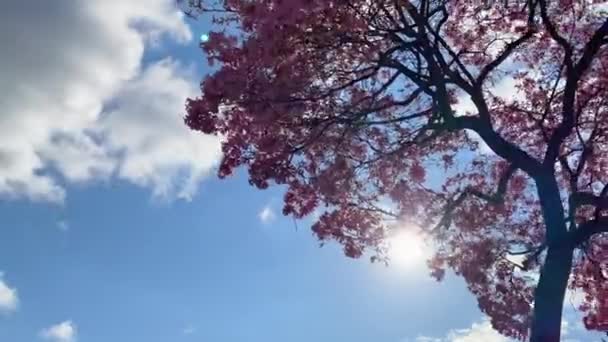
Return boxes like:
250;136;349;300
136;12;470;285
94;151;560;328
387;229;425;268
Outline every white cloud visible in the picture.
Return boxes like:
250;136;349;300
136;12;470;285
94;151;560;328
96;59;221;200
412;320;509;342
412;318;577;342
259;205;277;224
40;321;77;342
0;274;18;314
444;321;510;342
0;0;220;202
414;337;442;342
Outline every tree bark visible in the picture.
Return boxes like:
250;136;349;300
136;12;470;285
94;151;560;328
530;246;573;342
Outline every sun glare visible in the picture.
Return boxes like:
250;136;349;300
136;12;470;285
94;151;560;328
387;228;426;268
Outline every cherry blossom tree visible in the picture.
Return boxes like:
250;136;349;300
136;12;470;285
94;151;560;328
182;0;608;340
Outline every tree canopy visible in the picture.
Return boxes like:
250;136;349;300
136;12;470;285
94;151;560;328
183;1;608;340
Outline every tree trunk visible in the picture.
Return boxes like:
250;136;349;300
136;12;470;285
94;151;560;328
529;246;573;342
530;174;573;341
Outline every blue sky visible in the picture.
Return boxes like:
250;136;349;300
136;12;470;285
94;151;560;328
0;1;600;341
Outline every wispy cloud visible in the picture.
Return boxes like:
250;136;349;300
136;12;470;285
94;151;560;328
183;325;197;335
57;220;69;232
258;204;277;224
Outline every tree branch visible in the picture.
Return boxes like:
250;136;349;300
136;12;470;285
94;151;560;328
381;1;544;179
432;164;518;232
570;185;608;215
544;18;608;165
469;164;518;204
538;0;573;65
476;30;536;86
570;217;608;247
455;116;543;177
574;18;608;77
571;191;608;208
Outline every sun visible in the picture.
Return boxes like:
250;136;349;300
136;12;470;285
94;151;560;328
387;228;426;268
